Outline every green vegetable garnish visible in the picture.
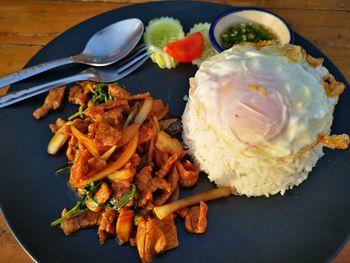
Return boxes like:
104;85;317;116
221;22;279;49
50;181;102;226
107;184;136;211
55;163;72;174
144;17;184;69
188;22;216;67
85;181;103;208
91;83;113;106
50;199;87;227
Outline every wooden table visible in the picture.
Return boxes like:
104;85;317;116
0;0;349;262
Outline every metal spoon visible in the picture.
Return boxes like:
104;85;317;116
0;18;144;88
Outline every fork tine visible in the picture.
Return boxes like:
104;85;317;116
114;51;150;81
115;46;149;74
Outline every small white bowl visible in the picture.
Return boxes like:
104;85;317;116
209;8;294;52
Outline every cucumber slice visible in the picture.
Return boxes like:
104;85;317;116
188;22;217;67
144;17;185;69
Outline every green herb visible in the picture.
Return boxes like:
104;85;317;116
221;22;279;49
50;181;102;227
91;83;113;106
107;184;136;211
85;181;103;208
50;199;87;226
55;163;72;174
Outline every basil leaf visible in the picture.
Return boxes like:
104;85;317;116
107;184;136;211
51;199;87;227
92;83;113;106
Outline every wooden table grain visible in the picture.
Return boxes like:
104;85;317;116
0;0;349;262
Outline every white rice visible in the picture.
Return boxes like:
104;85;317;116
182;98;325;197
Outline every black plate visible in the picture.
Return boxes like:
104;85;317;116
0;1;349;263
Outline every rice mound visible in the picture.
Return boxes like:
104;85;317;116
181;44;338;197
182;100;324;197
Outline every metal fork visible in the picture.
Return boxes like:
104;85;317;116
0;44;149;108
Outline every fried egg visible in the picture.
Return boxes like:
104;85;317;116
188;44;337;159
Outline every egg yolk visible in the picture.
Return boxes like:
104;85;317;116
219;76;289;146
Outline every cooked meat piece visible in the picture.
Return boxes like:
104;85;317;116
108;84;150;101
136;215;178;263
158;118;182;136
136;217;166;263
33;86;66;119
68;85;88;105
176;160;200;188
155;214;179;251
85;105;124;147
98;209;117;244
60;209;101;235
111;181;132;205
108;84;131;99
95;121;122;147
136;166;153;193
139;125;155;145
153;166;179;206
150;177;171;206
183;201;208;234
135;166;153;207
86;182;112;212
69;143;91;186
102;108;124;129
156;151;187;178
49;118;66;133
154;148;169;169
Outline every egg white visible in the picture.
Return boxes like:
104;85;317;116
188;44;337;158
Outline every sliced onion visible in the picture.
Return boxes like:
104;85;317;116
153;187;233;220
155;131;183;154
115;124;140;148
71;125;99;157
134;97;153;124
73;131;139;188
101;145;117;161
47;122;72;155
124;102;140;128
47;131;68;155
107;169;133;181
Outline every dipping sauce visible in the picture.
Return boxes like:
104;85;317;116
221;22;280;49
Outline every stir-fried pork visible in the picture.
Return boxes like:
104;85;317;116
60;210;101;235
33;86;65;119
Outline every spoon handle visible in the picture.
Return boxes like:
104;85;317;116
0;72;93;109
0;56;76;89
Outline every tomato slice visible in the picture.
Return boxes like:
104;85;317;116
163;32;204;62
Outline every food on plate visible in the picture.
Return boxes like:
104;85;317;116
164;32;204;62
182;43;348;197
221;22;280;49
144;17;184;69
144;17;216;68
33;86;65;119
46;82;230;263
188;22;217;66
